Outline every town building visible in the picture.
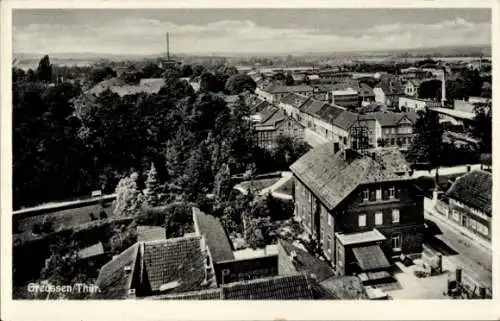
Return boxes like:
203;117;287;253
359;83;376;106
253;106;305;149
398;96;440;112
445;170;492;241
330;88;359;109
278;93;311;120
96;206;349;300
378;75;405;108
367;111;417;149
290;143;424;278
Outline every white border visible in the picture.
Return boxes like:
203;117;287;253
1;0;499;320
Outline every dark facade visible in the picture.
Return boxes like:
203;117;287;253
294;176;424;274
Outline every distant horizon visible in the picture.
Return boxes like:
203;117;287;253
13;43;493;60
13;9;491;56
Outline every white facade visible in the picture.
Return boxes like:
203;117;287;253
398;97;428;112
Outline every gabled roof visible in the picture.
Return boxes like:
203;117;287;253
96;243;139;299
302;100;329;116
359;83;375;97
314;104;345;123
445;170;492;216
279;93;310;108
147;274;315;300
366;111;417;127
221;274;314;300
142;235;208;293
260;109;286;127
290;143;408;211
330;111;359;130
192;207;234;263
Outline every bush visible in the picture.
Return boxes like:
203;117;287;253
99;210;108;219
41;219;54;233
414;270;427;278
32;223;42;234
89;212;97;221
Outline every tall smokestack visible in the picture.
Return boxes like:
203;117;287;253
441;68;446;107
166;33;170;60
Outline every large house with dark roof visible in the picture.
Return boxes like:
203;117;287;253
445;170;492;241
290;143;425;278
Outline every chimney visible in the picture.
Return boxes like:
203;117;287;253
333;142;340;154
455;268;462;284
166;32;170;61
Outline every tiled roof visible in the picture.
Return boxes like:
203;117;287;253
330;111;359;130
221;274;314;300
260;109;287;127
279;93;310;108
366;111;416;127
302;100;328;116
256;106;280;124
278;240;334;282
137;226;166;242
96;243;139;299
142;235;208;293
148;288;222;300
352;245;391;271
148;274;315;300
359;83;375;97
192;207;234;263
290;143;408;211
314;104;345;123
446;170;492;216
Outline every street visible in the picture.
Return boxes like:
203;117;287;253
423;205;492;289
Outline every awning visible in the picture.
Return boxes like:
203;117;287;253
352;245;391;271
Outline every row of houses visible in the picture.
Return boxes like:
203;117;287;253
95;207;367;300
278;93;418;150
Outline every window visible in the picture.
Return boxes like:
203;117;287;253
376;189;382;200
391;234;402;251
362;189;369;201
375;212;383;225
308;191;312;203
392;209;400;223
328;214;332;226
389;187;395;199
358;214;366;227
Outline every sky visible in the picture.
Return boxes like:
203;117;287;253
12;9;492;55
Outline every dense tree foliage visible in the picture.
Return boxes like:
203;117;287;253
406;109;443;167
471;103;492;154
418;79;442;100
225;74;257;94
87;66;117;86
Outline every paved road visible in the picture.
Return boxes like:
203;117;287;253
423;207;492;289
